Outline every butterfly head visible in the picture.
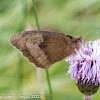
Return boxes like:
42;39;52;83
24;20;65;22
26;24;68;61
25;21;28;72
72;36;83;50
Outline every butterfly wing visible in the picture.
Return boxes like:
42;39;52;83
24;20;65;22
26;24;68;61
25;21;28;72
10;30;82;69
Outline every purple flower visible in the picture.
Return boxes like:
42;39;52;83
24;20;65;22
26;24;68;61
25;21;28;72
66;39;100;85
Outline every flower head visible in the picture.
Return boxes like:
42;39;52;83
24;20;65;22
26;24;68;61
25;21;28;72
66;39;100;95
66;39;100;85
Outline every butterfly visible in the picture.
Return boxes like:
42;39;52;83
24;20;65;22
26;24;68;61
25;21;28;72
10;30;82;69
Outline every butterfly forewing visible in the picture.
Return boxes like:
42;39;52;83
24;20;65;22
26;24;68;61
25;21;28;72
10;30;82;69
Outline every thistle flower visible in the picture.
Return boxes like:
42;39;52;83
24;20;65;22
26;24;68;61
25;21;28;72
66;39;100;95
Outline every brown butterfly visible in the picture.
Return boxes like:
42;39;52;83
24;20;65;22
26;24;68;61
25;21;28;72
10;30;82;69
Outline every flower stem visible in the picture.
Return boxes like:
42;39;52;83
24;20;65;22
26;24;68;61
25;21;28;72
32;0;40;30
85;95;91;100
46;70;53;100
32;0;53;100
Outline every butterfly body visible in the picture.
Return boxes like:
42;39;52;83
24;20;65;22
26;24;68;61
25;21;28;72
10;30;82;69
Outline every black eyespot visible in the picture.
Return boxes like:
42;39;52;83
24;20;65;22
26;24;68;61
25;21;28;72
68;35;73;39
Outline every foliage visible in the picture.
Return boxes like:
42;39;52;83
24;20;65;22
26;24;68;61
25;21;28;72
0;0;100;100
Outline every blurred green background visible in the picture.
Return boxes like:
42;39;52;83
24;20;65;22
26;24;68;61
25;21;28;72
0;0;100;100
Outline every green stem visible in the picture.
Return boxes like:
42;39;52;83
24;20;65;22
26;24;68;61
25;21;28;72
32;0;53;100
45;70;53;100
32;0;40;30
